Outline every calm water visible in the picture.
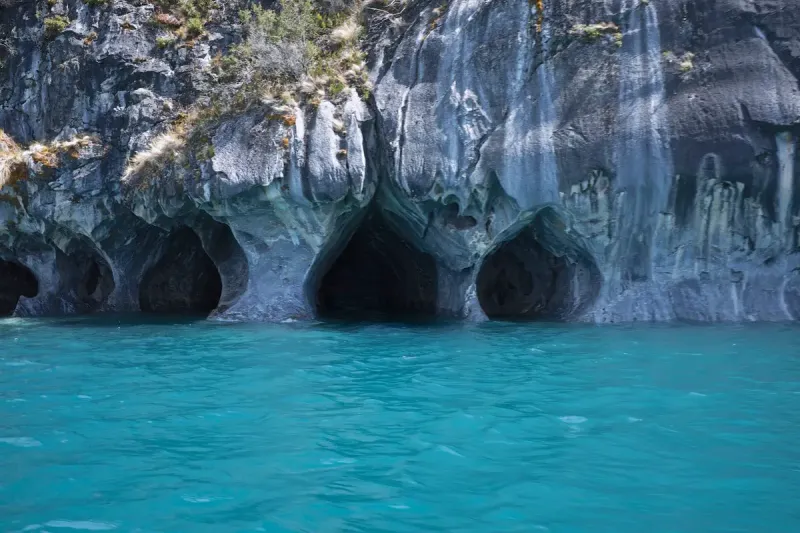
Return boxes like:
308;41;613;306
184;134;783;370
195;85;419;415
1;317;799;533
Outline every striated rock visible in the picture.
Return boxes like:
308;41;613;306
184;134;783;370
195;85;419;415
0;0;798;323
369;0;800;323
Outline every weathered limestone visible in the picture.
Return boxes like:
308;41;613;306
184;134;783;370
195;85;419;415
0;0;798;322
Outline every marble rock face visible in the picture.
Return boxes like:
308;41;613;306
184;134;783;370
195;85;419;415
0;0;798;322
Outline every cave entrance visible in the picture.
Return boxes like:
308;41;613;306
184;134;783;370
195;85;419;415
139;227;222;315
0;260;38;316
314;210;438;321
476;211;600;321
60;246;116;313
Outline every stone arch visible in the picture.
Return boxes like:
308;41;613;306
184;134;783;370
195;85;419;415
476;208;601;320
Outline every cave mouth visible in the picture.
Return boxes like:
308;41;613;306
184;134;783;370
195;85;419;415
314;210;438;322
477;213;600;321
139;227;223;316
61;246;116;313
0;260;39;317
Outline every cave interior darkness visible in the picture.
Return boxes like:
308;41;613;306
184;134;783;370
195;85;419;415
139;227;223;316
314;210;438;321
476;221;599;321
61;246;116;313
0;259;39;316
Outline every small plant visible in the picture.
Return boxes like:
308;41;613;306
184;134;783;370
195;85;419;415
43;16;70;40
328;79;345;96
679;52;695;72
156;35;176;48
184;16;204;38
570;22;619;43
152;0;216;41
195;142;215;161
330;19;360;45
123;131;185;184
84;0;108;6
663;50;695;73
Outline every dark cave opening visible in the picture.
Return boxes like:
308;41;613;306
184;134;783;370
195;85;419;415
314;210;438;321
476;214;600;321
61;246;116;313
139;227;223;315
192;216;249;314
0;260;38;316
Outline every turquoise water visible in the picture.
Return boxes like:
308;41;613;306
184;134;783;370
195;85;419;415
1;318;799;532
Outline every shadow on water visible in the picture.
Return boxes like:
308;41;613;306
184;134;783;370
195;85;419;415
0;313;215;329
2;313;799;336
310;313;461;330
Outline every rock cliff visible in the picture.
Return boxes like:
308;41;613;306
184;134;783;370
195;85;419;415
1;0;799;322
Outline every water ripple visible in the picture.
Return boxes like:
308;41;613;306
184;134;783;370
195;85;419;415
0;319;799;532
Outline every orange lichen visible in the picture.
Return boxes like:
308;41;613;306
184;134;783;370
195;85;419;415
282;114;297;127
535;0;544;33
282;137;290;149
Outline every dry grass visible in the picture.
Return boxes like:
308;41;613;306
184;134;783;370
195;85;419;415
0;129;19;153
331;19;361;45
0;132;98;190
0;130;24;190
154;12;183;27
123;131;186;184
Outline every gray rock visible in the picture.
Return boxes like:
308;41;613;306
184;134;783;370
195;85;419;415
0;0;798;323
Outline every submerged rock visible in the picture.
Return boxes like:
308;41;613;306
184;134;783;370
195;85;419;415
0;0;798;323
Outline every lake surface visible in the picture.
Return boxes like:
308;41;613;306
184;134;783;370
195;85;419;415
1;317;799;532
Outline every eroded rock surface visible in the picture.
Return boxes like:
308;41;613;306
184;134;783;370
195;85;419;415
0;0;798;322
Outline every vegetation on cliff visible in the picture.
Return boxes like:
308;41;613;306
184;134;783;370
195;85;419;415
0;129;100;206
125;0;378;185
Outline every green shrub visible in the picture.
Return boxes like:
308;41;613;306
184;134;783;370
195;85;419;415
43;16;70;40
569;22;619;43
156;35;176;48
328;79;345;95
184;16;204;38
